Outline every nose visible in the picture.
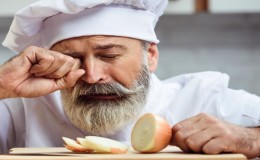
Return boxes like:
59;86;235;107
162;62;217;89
81;58;108;84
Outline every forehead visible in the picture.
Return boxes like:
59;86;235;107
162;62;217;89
51;35;141;51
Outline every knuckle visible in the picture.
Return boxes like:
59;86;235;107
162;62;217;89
172;123;183;132
23;46;41;57
199;112;211;119
174;130;186;141
57;54;75;65
185;136;202;153
25;46;39;53
56;53;66;61
217;122;229;132
213;121;224;129
203;134;212;142
201;113;217;123
56;79;67;89
44;54;55;61
223;129;233;139
198;112;208;117
66;57;76;65
185;138;196;148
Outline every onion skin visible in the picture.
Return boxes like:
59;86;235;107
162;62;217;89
150;114;172;152
131;113;172;153
64;144;93;153
110;148;128;154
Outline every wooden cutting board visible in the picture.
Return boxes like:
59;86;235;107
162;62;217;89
0;146;246;160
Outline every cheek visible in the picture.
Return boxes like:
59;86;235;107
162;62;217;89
111;57;142;88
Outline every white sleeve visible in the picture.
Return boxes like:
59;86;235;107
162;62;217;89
0;98;25;154
219;88;260;127
196;72;260;127
191;72;260;127
164;71;260;127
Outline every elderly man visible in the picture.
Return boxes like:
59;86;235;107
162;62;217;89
0;0;260;158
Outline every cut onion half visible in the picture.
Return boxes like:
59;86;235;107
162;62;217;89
131;113;172;153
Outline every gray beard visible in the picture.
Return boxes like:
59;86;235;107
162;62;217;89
61;63;150;136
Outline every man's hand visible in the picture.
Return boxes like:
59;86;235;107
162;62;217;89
171;113;260;159
0;46;85;99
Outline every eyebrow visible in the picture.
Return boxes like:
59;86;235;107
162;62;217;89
92;44;127;51
60;43;128;56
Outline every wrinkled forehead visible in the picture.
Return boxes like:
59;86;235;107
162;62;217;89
51;35;143;52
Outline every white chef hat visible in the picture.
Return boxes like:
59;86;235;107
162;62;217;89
2;0;168;53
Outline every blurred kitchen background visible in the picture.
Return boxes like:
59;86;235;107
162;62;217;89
0;0;260;94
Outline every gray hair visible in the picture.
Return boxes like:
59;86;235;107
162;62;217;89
140;40;150;51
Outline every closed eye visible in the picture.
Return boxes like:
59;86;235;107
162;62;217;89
99;54;120;60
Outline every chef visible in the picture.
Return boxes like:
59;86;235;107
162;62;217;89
0;0;260;158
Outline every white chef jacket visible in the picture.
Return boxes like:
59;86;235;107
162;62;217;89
1;71;260;153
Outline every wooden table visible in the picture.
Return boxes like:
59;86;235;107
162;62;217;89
0;146;247;160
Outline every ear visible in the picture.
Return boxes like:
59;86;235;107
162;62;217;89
147;43;159;72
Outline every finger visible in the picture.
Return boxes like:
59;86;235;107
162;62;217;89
40;59;76;79
172;113;204;135
171;113;215;152
30;54;54;73
171;113;209;145
172;125;205;152
54;69;85;90
172;128;191;152
185;128;217;153
70;58;82;71
43;58;81;79
25;47;56;73
33;53;76;76
33;61;64;77
202;138;229;155
171;124;200;152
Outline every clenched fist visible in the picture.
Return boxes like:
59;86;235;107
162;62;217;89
0;46;85;99
171;113;260;159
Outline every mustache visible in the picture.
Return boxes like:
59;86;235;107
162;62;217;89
73;82;145;97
